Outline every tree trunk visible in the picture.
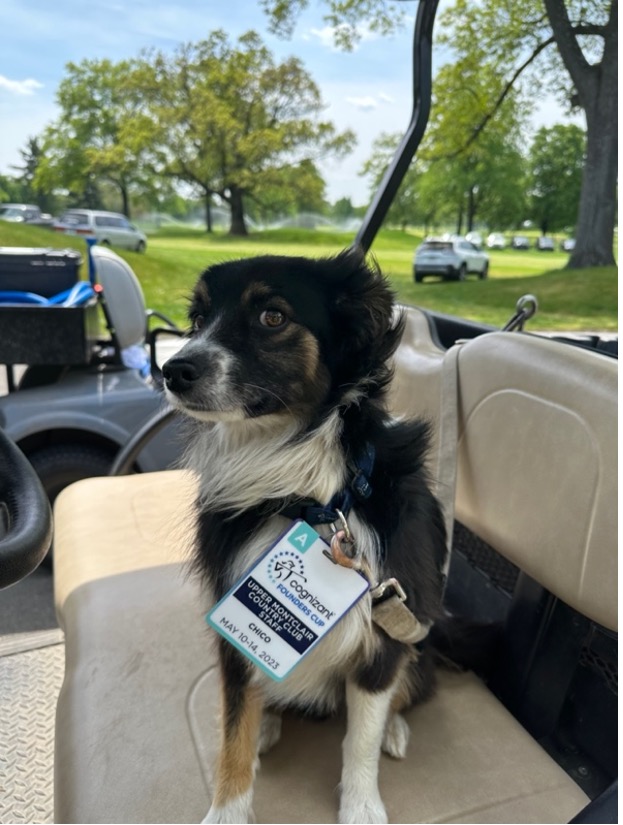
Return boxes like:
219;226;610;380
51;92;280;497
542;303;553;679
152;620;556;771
543;0;617;268
204;190;213;234
466;186;477;233
121;184;131;219
567;101;617;269
456;200;464;236
228;186;248;236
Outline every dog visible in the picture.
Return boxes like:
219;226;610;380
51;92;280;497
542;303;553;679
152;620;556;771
162;250;448;824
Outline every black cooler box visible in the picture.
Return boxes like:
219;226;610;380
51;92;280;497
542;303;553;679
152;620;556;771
0;247;99;365
0;247;82;297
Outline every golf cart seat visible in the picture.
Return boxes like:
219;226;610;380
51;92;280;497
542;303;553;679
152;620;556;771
90;244;148;352
52;327;616;824
89;243;182;376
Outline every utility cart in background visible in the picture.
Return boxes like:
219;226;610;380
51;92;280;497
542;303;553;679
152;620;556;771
0;242;184;545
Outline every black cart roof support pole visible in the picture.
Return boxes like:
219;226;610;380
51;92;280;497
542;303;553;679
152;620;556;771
353;0;439;254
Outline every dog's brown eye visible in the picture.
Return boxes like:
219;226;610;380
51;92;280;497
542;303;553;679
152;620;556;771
192;316;204;332
260;309;287;328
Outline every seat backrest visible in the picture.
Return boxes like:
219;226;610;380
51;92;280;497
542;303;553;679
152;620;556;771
90;245;146;349
388;306;445;426
453;332;617;632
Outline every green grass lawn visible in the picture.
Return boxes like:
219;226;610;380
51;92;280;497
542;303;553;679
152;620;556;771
0;222;617;332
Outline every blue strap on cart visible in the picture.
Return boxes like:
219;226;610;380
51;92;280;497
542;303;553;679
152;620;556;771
0;238;98;306
0;280;96;307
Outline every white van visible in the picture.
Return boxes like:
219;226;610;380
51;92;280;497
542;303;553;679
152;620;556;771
53;209;147;252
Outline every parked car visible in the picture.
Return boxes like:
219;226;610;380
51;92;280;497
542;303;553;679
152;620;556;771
561;237;576;252
535;236;555;251
414;237;489;282
486;232;507;250
53;209;147;252
465;231;483;248
0;203;54;226
511;235;530;250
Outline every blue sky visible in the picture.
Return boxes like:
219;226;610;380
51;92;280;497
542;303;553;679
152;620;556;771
0;0;581;206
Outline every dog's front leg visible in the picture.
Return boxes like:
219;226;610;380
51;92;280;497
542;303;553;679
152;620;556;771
339;679;395;824
203;646;263;824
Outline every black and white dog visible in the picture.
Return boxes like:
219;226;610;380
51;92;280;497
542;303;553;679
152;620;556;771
163;251;447;824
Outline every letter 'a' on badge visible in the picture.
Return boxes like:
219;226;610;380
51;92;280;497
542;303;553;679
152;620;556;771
287;521;317;553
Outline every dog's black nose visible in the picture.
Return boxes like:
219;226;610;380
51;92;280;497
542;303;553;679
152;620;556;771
162;357;200;394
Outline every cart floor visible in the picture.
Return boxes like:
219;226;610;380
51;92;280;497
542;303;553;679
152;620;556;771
0;629;64;824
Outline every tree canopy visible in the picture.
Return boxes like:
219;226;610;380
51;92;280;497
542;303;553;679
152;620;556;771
28;31;353;233
529;124;586;234
35;59;158;218
133;30;354;234
361;56;529;234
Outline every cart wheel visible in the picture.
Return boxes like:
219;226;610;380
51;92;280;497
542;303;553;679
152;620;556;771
479;263;489;280
26;443;115;565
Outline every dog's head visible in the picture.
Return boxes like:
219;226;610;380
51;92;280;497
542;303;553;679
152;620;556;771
162;250;403;424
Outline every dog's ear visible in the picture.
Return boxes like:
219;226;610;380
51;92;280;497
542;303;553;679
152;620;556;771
328;249;405;392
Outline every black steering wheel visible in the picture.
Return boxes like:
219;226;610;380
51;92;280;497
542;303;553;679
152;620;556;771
0;428;52;589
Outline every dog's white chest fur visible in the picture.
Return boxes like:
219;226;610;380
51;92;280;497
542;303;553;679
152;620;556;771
187;412;347;514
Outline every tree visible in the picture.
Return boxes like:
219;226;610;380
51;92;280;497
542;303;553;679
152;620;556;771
0;173;24;204
360;60;528;234
262;0;617;268
360;132;422;229
135;31;354;235
420;59;529;233
11;137;58;213
243;159;327;224
331;197;355;222
35;59;158;218
435;0;616;267
529;124;585;234
261;0;406;49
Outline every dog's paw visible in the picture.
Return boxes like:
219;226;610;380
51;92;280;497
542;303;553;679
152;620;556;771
258;710;282;755
202;792;253;824
381;712;410;759
339;793;388;825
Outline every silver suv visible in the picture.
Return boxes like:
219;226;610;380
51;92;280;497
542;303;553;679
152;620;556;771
414;237;489;283
53;210;147;252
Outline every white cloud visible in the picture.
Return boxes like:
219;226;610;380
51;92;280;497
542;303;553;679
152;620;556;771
307;22;378;51
378;92;395;104
0;75;43;96
346;95;378;111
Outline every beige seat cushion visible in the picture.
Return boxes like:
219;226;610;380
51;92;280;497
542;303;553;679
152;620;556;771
54;470;196;612
454;332;618;631
388;306;445;426
54;473;588;824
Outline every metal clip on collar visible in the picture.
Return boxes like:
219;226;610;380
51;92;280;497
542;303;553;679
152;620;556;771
327;511;377;585
369;578;407;603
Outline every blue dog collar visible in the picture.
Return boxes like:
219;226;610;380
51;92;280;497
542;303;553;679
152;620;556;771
280;443;375;526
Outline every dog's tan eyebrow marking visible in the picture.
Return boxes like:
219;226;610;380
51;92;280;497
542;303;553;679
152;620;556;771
193;279;211;308
242;282;295;316
241;282;272;305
